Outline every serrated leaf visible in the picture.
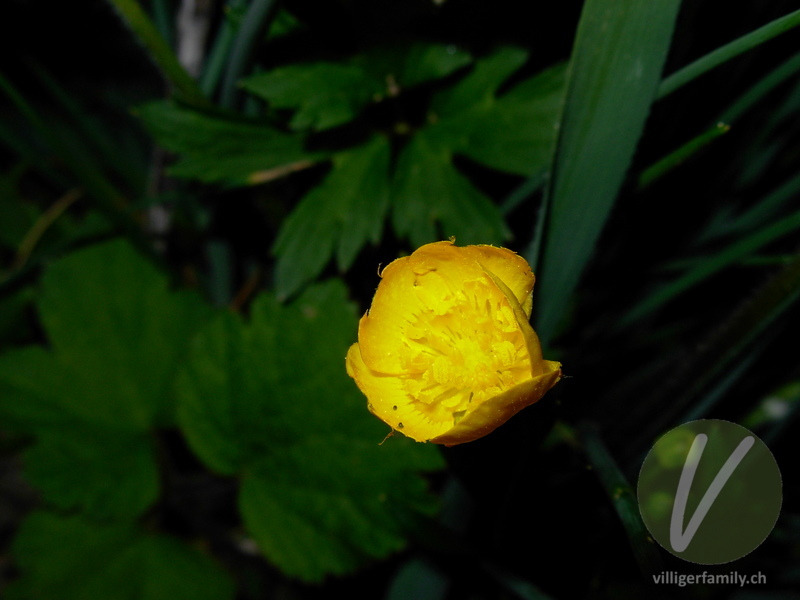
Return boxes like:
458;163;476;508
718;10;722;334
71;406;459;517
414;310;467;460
267;8;305;40
430;46;529;117
23;427;159;521
392;131;509;248
0;240;214;517
272;136;390;299
354;42;471;91
0;346;74;433
392;42;472;89
242;63;383;131
434;61;567;175
37;239;214;429
176;280;443;581
7;512;235;600
242;42;471;132
136;101;317;184
240;435;437;580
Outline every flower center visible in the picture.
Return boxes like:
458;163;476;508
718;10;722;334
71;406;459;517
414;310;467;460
399;276;532;424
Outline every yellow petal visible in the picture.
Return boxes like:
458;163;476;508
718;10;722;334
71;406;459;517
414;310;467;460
346;342;452;441
459;244;536;318
429;360;562;446
480;264;544;368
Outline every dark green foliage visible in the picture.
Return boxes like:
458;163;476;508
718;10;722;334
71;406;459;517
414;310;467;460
241;43;471;131
430;48;566;176
532;0;683;345
177;280;443;580
243;62;385;131
391;129;510;248
0;241;212;518
136;101;316;185
272;137;391;298
2;0;800;598
142;42;566;297
6;512;235;600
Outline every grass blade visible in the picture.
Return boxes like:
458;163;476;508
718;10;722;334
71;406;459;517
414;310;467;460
658;8;800;99
151;0;174;47
0;72;158;264
624;208;800;324
532;0;682;346
701;172;800;243
627;248;800;456
200;0;248;97
220;0;281;109
637;122;730;189
578;424;665;583
27;60;145;192
719;51;800;123
105;0;210;108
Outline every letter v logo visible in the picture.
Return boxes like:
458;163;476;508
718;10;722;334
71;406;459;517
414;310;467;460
669;433;754;552
638;419;782;564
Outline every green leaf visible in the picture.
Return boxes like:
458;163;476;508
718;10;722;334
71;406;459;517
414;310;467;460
532;0;682;346
176;280;443;581
0;347;73;433
219;0;282;109
267;8;305;40
7;511;235;600
388;42;472;89
23;427;159;521
637;122;730;189
37;239;214;429
719;50;800;124
702;172;800;242
273;136;391;299
431;46;529;117
242;63;384;131
627;250;800;455
624;208;800;324
136;100;316;185
392;131;509;248
0;72;153;256
0;240;213;517
434;61;567;176
658;8;800;99
578;424;664;579
105;0;210;109
242;42;471;132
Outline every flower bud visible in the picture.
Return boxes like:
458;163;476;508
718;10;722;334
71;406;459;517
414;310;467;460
346;240;561;446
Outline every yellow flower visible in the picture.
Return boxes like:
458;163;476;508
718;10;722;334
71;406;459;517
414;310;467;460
346;240;561;446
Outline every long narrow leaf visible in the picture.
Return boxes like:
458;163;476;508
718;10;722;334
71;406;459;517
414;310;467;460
0;72;156;262
532;0;682;346
658;8;800;98
719;51;800;123
28;61;145;192
628;249;800;456
624;208;800;323
220;0;281;109
578;424;665;583
200;0;248;96
105;0;210;108
637;122;730;189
